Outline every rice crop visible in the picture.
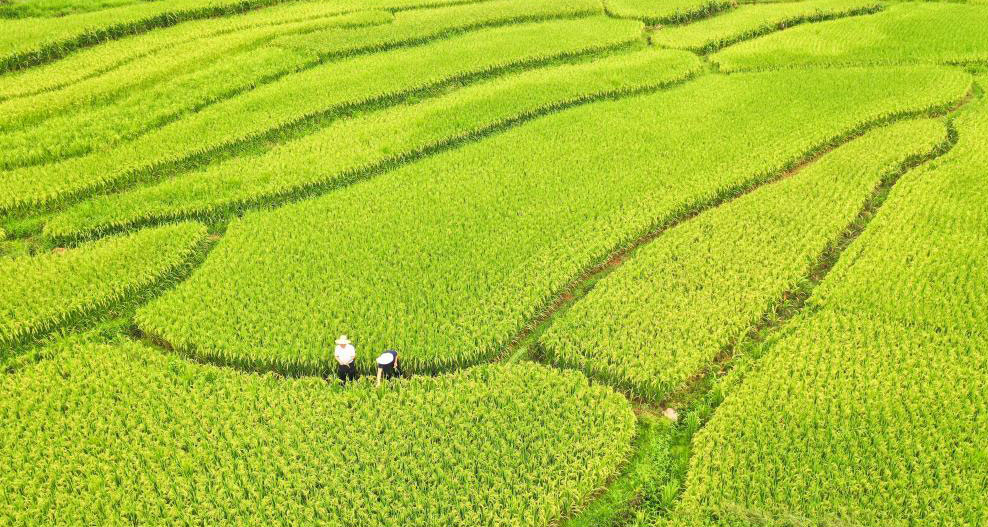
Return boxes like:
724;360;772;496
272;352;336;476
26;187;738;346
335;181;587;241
711;3;988;71
0;15;643;213
135;66;970;376
649;0;881;53
0;222;205;348
44;47;704;241
0;341;635;526
538;118;949;402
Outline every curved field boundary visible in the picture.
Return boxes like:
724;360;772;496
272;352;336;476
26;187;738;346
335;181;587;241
0;0;601;170
0;16;643;214
710;2;988;72
649;0;883;54
0;348;636;527
0;0;296;73
0;222;207;352
44;49;705;243
0;0;490;73
133;67;971;378
537;118;950;402
602;0;735;25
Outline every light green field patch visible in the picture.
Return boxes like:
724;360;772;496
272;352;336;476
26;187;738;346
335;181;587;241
45;48;704;240
604;0;734;24
650;0;881;53
0;16;643;212
136;67;969;376
539;118;948;401
810;89;988;336
0;342;635;526
712;3;988;71
0;222;205;347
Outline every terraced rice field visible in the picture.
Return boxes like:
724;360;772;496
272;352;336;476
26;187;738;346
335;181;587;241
0;0;985;525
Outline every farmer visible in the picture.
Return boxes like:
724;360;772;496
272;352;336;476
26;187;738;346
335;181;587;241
376;349;399;386
334;335;357;384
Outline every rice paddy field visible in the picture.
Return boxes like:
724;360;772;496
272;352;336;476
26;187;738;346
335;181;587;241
0;0;985;525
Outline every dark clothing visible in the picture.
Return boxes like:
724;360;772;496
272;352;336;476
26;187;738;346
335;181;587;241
337;362;356;384
379;350;399;380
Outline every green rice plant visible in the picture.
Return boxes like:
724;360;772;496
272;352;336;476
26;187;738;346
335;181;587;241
670;310;988;527
0;0;600;167
668;93;988;527
712;3;988;71
538;118;948;402
135;66;970;377
0;2;388;101
0;0;146;18
0;10;392;168
44;48;704;241
0;0;481;72
649;0;881;54
0;222;206;348
0;0;294;71
603;0;735;25
0;16;643;213
0;342;635;526
808;86;988;336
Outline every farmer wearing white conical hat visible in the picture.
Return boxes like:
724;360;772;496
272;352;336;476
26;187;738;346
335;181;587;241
376;349;399;387
334;335;357;385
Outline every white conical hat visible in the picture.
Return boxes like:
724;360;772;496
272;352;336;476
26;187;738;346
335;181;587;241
336;335;351;346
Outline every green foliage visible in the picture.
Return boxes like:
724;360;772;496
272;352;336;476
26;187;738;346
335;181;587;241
0;0;146;19
0;342;636;526
712;3;988;71
670;93;988;527
649;0;881;53
0;15;643;213
538;119;948;402
603;0;735;25
45;48;704;241
135;67;969;376
0;222;205;347
810;88;988;335
0;0;600;169
672;311;988;527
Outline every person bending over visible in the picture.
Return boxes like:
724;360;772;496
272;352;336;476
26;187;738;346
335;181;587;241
376;350;399;386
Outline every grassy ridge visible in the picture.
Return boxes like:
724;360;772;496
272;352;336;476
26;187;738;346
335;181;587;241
0;344;635;526
712;3;988;71
0;16;643;213
135;67;970;377
0;222;206;349
538;118;949;402
44;48;704;241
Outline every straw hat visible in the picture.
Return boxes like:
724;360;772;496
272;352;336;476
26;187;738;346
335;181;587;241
335;335;351;346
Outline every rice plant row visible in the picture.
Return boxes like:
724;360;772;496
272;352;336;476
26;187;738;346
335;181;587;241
648;0;881;54
668;88;988;527
44;48;705;241
809;81;988;336
0;222;206;348
0;16;643;213
0;342;635;526
538;118;949;402
603;0;733;25
711;3;988;72
0;0;601;169
0;0;482;73
135;67;971;377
